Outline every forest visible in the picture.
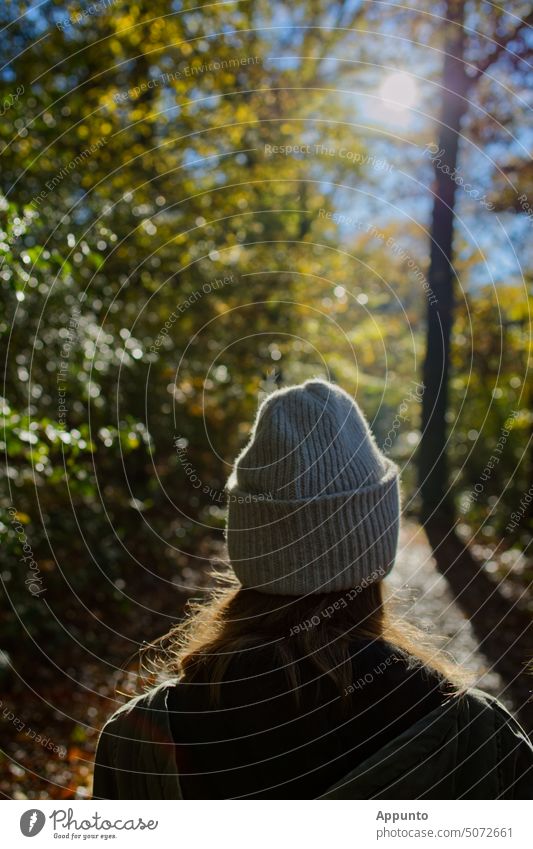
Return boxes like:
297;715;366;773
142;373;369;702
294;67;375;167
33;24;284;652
1;0;532;799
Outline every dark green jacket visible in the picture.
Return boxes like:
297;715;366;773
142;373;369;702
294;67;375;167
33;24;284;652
93;682;533;799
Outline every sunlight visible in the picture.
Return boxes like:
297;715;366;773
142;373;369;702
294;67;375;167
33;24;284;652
378;71;418;112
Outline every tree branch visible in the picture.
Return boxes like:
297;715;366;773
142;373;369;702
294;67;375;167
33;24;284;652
469;10;533;82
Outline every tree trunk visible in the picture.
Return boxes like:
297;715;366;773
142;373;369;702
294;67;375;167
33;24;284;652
417;2;533;731
418;0;469;523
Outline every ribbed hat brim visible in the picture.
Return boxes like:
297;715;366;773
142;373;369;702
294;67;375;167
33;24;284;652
226;459;400;595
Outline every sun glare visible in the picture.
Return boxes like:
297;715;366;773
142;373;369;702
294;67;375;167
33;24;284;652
378;71;418;112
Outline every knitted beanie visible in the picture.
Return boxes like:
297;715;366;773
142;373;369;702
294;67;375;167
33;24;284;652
225;379;400;595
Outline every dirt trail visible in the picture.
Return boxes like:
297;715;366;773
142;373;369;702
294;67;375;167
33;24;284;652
392;521;506;703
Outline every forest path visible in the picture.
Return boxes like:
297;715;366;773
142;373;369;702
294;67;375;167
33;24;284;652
392;520;506;702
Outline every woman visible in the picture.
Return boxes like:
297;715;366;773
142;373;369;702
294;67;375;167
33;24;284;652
93;379;533;799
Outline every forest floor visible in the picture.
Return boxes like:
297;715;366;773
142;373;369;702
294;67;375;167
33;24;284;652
0;521;518;799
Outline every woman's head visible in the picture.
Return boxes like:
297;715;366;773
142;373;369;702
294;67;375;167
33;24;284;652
225;378;400;595
147;380;469;701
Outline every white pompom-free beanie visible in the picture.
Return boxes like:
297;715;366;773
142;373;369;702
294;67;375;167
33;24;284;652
225;379;401;595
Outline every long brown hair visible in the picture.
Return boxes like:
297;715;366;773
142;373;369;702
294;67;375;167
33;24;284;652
146;570;471;705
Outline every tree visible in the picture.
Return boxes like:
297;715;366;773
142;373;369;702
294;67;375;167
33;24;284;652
418;0;533;523
416;0;533;730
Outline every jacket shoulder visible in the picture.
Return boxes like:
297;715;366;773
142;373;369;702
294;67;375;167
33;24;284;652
323;687;532;799
457;688;533;798
93;680;180;800
462;687;531;739
99;681;172;735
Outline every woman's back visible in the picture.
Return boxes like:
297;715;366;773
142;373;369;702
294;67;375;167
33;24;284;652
169;638;449;799
93;648;533;800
